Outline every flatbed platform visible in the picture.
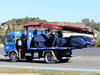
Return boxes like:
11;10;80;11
28;47;75;50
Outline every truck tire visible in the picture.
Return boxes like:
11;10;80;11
10;52;17;62
44;53;55;64
26;57;33;62
59;59;70;63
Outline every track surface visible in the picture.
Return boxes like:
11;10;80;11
0;48;100;71
72;47;100;56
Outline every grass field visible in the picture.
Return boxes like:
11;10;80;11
0;67;100;75
94;34;100;47
97;34;100;41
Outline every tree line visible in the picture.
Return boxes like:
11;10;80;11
1;17;100;32
1;17;47;33
82;18;100;31
1;17;47;26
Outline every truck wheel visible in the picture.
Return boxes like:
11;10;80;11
26;57;32;62
59;59;70;63
10;52;17;62
44;53;55;64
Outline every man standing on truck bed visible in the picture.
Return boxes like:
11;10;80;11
46;28;53;35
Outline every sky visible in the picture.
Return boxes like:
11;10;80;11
0;0;100;24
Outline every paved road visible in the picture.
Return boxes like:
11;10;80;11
72;47;100;56
0;48;3;54
0;47;100;71
0;55;100;70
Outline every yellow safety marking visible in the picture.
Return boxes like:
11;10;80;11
46;33;50;35
6;47;9;49
53;47;55;49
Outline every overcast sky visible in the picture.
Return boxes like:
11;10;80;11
0;0;100;24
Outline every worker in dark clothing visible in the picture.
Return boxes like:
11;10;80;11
46;28;53;35
53;31;63;47
16;39;20;50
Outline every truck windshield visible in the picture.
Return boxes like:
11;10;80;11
7;36;12;42
16;36;21;40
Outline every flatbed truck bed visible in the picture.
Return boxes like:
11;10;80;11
28;47;75;50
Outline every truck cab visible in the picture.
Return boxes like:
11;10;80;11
4;29;46;56
4;32;22;56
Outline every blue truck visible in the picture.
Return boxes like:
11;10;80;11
4;22;95;63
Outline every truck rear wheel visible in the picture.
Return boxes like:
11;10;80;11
10;52;17;62
44;53;55;64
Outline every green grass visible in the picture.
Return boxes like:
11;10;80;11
0;26;5;35
97;34;100;41
94;34;100;47
0;67;100;75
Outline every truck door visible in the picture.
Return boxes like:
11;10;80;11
4;36;15;53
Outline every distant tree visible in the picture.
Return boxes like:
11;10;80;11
82;18;90;26
1;17;48;31
36;17;40;20
43;19;47;22
0;26;4;33
89;19;96;28
17;22;22;25
13;25;15;31
7;25;11;32
13;18;16;20
82;18;100;32
96;23;100;31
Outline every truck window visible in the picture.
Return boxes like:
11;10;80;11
7;37;12;42
16;36;21;40
13;36;15;42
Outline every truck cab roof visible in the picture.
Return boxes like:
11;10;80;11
6;32;24;37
